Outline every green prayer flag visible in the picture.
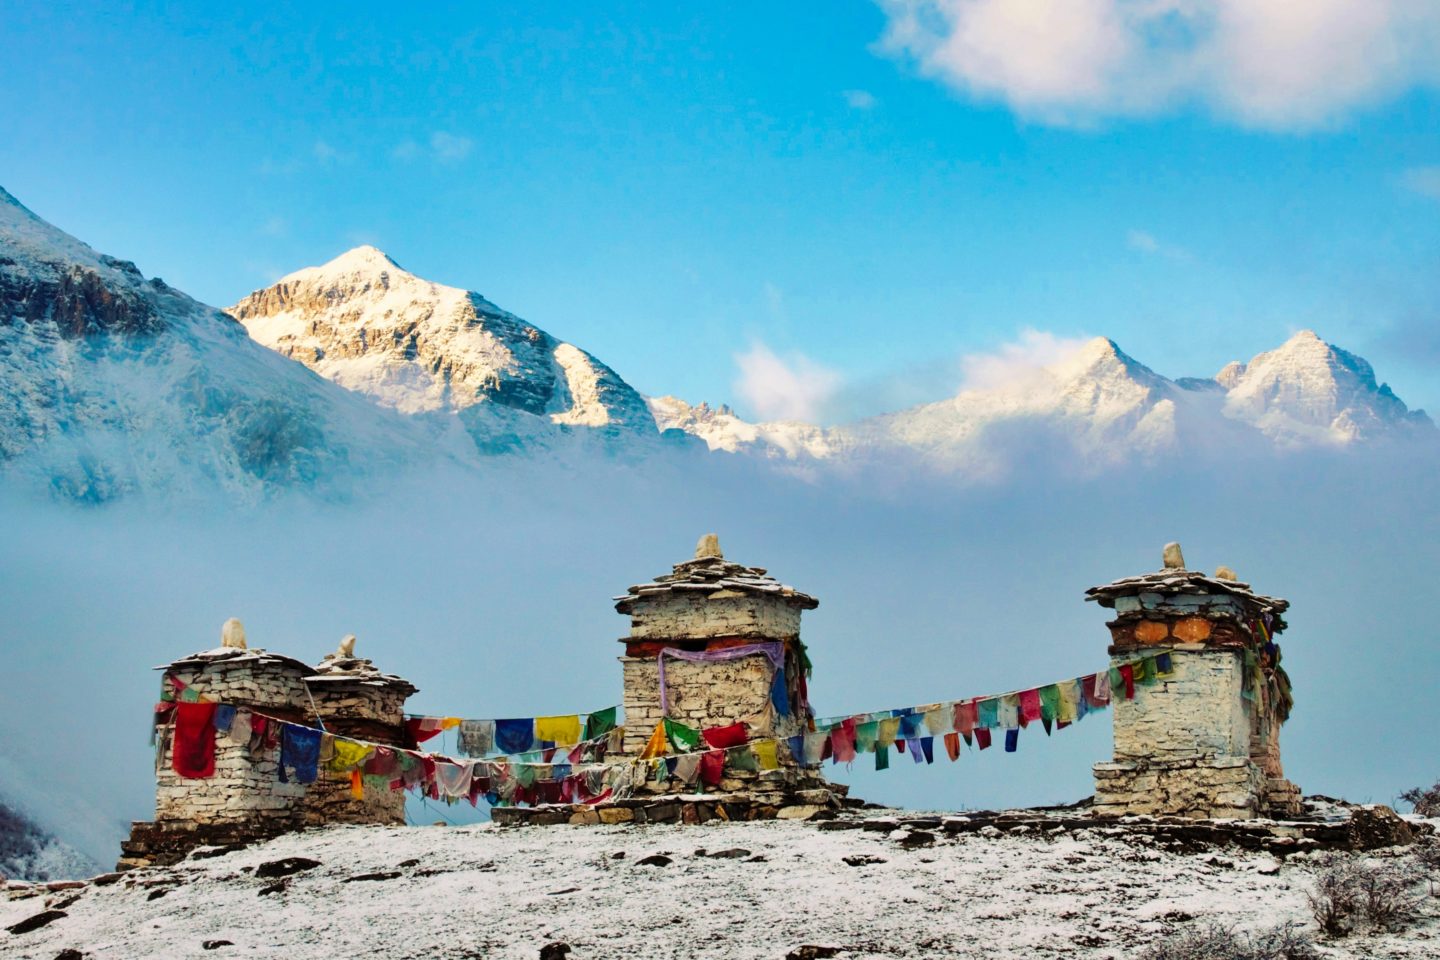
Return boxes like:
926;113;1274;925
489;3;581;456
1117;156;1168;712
1108;667;1124;698
875;744;889;771
1039;685;1060;722
664;718;701;752
584;706;618;741
855;720;879;754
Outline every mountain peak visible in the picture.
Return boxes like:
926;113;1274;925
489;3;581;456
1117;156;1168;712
314;245;404;276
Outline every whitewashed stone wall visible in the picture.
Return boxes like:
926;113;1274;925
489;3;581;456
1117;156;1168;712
1111;649;1250;761
625;593;801;641
1093;757;1266;819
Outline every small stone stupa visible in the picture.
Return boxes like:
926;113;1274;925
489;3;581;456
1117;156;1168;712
120;622;417;870
1086;543;1302;820
301;635;418;826
610;534;843;818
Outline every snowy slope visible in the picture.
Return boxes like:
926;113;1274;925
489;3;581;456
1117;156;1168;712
1216;330;1433;445
0;799;97;884
0;187;435;503
3;816;1436;958
229;249;658;454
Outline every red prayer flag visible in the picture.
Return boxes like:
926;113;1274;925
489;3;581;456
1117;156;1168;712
406;717;444;744
1019;689;1042;724
1119;664;1136;700
702;723;748;749
954;701;978;735
172;701;218;779
974;728;992;751
700;750;725;787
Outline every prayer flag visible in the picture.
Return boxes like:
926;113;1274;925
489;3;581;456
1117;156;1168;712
944;732;960;761
458;719;495;757
1039;685;1060;722
535;715;582;746
172;701;218;779
640;722;668;760
922;707;949;736
584;706;618;741
700;750;725;787
977;698;999;729
875;745;889;770
1019;689;1042;725
495;718;536;754
975;728;992;750
955;701;978;736
855;720;879;754
877;717;901;748
665;718;702;752
1004;728;1019;752
754;740;780;771
702;723;748;749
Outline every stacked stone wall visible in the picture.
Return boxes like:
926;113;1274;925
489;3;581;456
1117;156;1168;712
621;654;800;756
154;659;312;826
626;593;801;641
1093;757;1266;819
300;681;409;826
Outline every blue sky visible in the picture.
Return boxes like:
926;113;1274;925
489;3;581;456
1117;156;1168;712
3;0;1439;420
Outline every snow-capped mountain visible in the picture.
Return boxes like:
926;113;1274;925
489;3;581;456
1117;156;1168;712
0;187;432;502
655;333;1432;474
647;396;840;460
228;249;657;454
1214;330;1432;445
840;337;1184;472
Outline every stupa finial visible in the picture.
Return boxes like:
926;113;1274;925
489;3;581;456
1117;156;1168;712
1162;542;1185;570
221;617;247;650
695;533;723;559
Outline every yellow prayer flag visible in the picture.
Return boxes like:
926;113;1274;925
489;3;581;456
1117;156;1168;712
327;738;373;773
877;717;900;747
440;717;462;731
754;740;779;771
535;714;582;746
640;722;667;759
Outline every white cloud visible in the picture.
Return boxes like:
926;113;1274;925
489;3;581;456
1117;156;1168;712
1401;165;1440;201
1126;228;1192;262
734;342;843;422
391;140;421;161
958;329;1092;392
843;88;879;110
430;132;473;162
877;0;1440;129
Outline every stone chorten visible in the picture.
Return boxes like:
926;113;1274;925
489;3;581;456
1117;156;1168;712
1086;543;1302;820
300;636;418;827
611;534;842;813
120;623;417;870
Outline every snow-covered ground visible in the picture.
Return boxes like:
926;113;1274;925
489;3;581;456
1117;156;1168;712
4;815;1436;959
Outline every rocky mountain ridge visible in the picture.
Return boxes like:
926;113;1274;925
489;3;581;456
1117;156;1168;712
229;247;658;455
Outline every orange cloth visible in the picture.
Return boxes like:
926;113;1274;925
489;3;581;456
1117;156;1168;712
640;722;668;759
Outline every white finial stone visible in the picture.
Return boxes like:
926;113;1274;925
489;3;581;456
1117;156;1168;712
695;533;723;559
221;617;247;650
1162;542;1185;570
1214;565;1237;581
338;634;356;658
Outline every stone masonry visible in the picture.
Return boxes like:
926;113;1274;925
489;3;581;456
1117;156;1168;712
120;633;417;870
1087;543;1301;820
605;534;843;816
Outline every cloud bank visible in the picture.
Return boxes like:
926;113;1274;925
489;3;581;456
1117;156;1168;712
734;342;843;422
878;0;1440;129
